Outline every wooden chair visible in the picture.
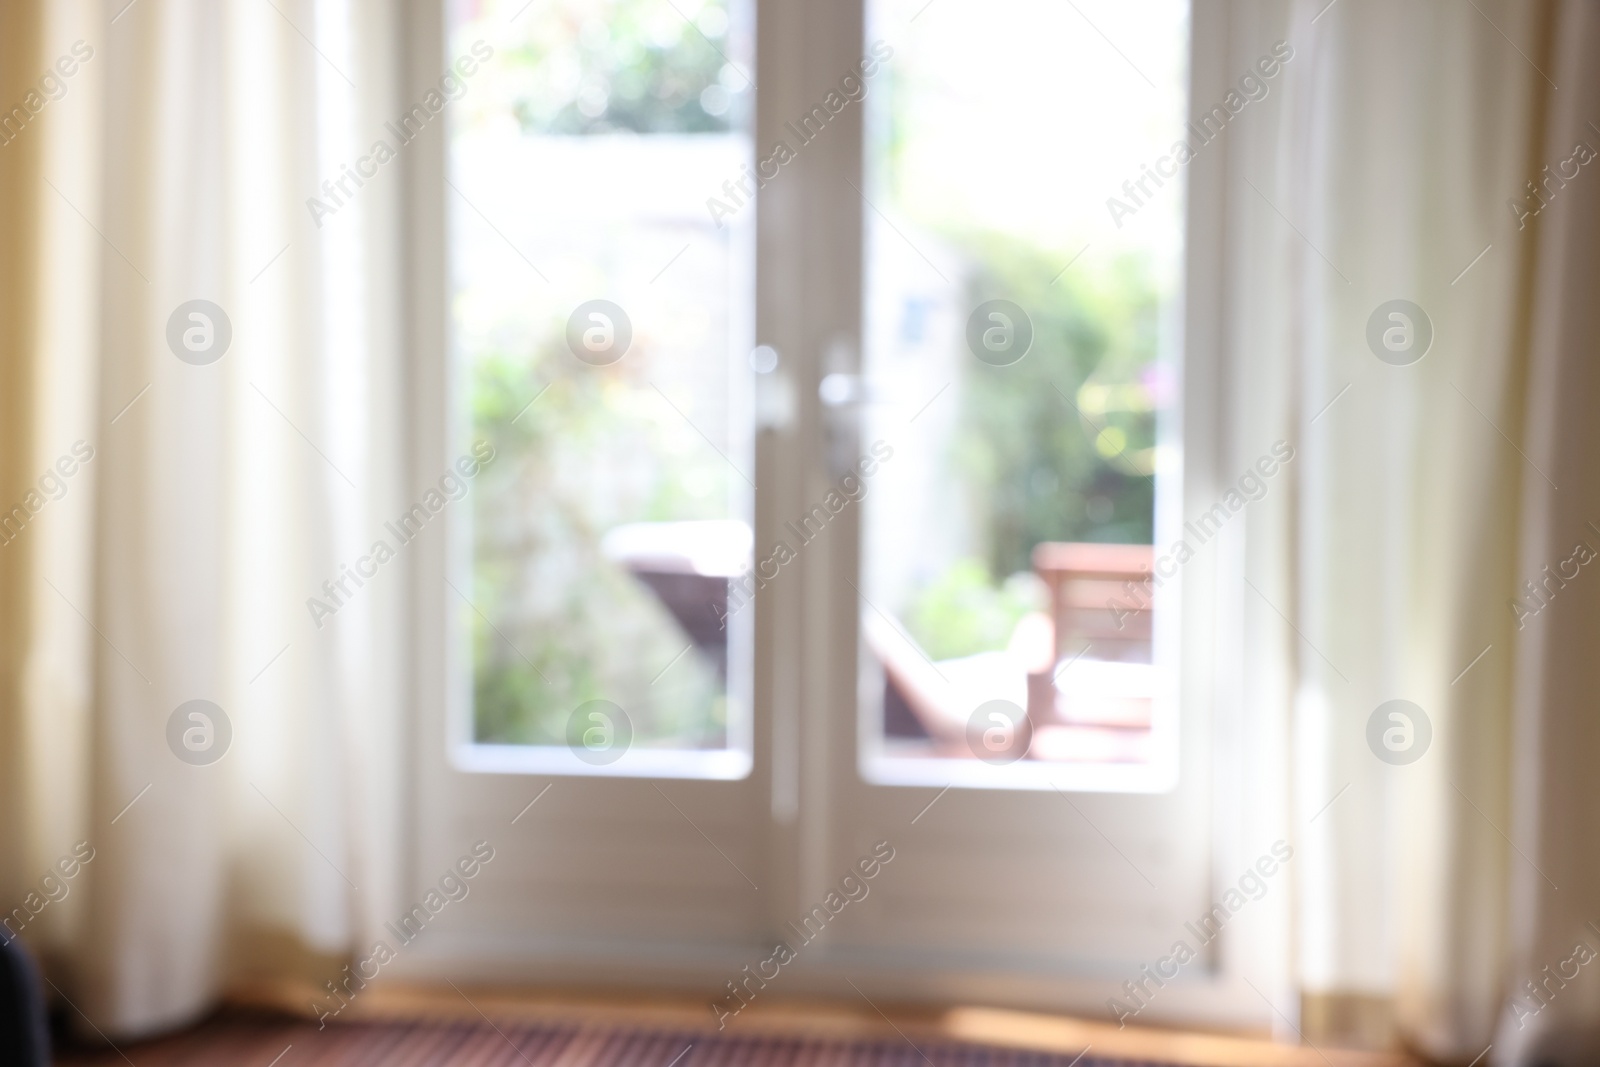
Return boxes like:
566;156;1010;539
1031;542;1155;663
1027;543;1155;740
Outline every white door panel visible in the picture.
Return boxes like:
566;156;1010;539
402;0;1289;1031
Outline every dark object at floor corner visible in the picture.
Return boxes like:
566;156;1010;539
0;934;51;1067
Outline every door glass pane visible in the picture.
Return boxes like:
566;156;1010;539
859;0;1188;785
449;0;754;775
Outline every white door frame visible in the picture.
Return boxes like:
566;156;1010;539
395;0;773;991
759;0;1294;1032
395;0;1296;1034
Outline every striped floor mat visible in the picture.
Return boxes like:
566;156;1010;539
55;1013;1144;1066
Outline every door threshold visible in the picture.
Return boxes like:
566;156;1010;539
232;980;1421;1067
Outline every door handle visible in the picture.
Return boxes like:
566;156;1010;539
819;372;875;481
753;345;795;432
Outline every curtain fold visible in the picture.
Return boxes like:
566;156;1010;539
1;0;404;1039
1230;2;1600;1063
0;0;48;982
1496;5;1600;1063
0;0;103;1011
1285;0;1541;1051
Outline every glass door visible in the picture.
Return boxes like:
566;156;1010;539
409;0;1280;1026
778;0;1254;1020
854;0;1187;792
409;0;773;977
448;0;756;779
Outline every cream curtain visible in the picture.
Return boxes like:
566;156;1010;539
0;0;406;1039
1216;1;1600;1064
1495;5;1600;1063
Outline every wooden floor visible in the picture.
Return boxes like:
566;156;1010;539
52;983;1423;1067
